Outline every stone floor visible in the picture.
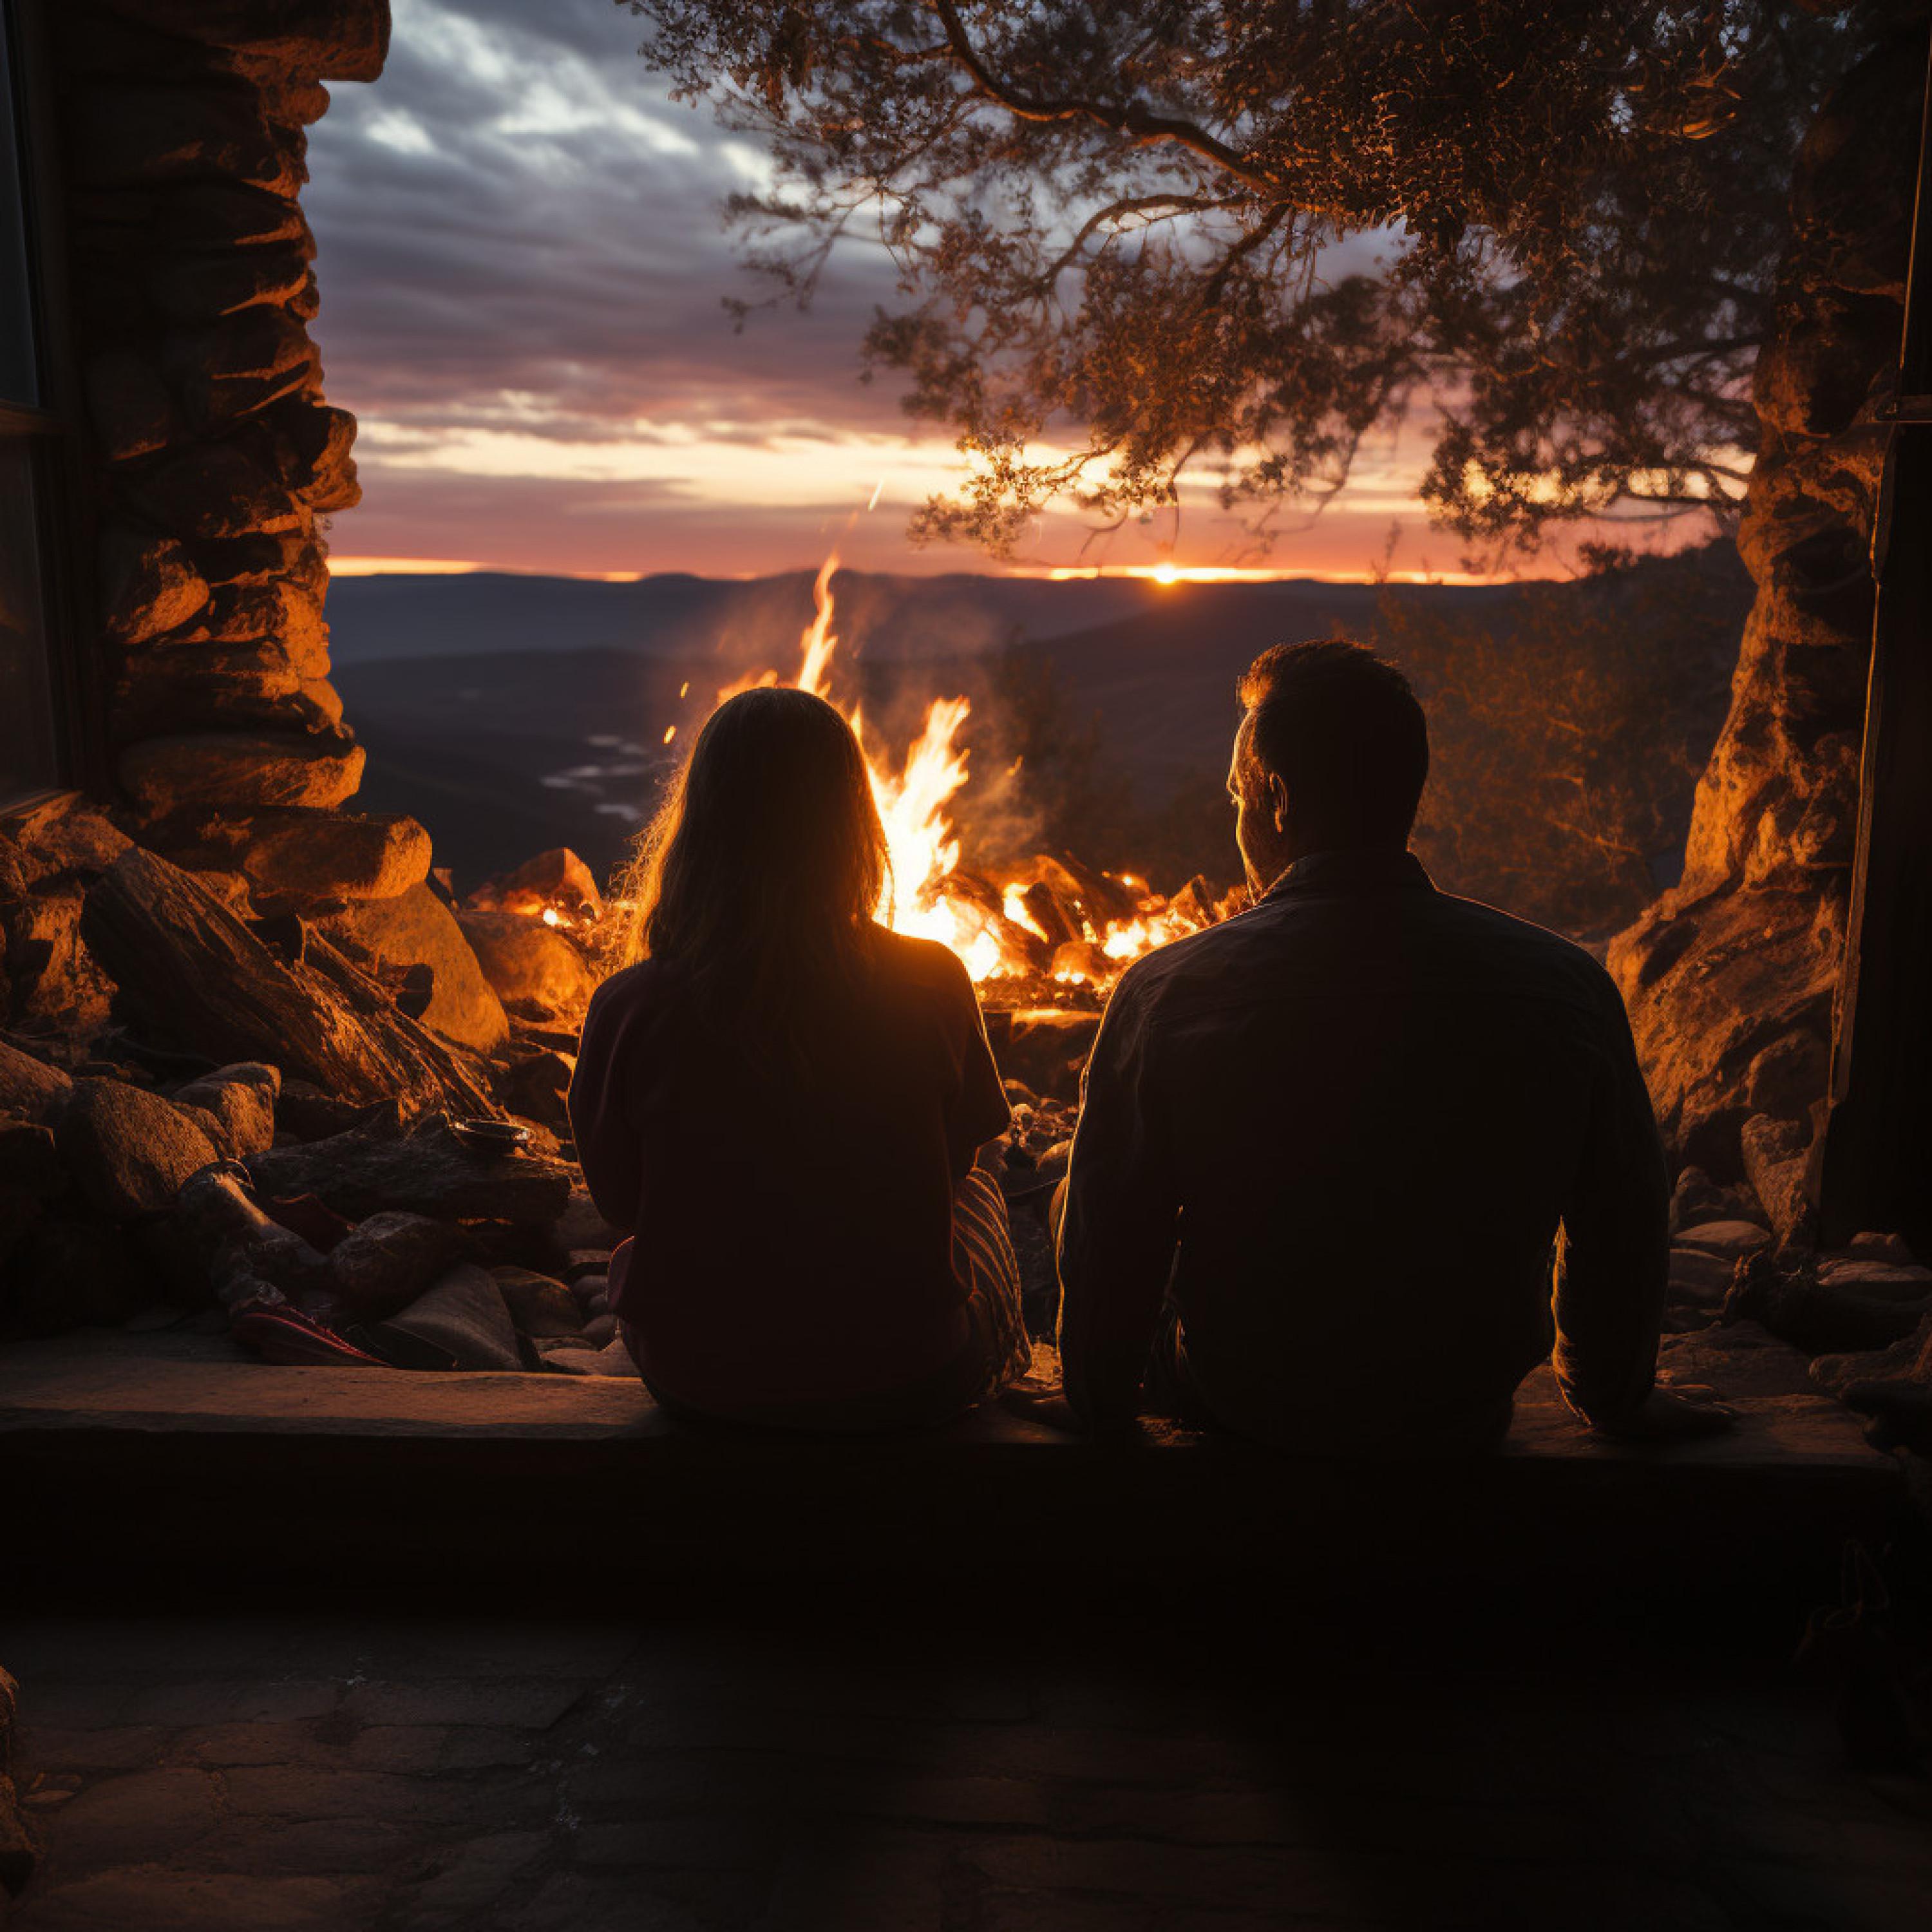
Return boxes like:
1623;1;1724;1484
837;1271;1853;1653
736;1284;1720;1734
3;1610;1930;1931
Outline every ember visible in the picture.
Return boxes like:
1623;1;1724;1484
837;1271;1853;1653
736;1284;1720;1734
723;556;1237;989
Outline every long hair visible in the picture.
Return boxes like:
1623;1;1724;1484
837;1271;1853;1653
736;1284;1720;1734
605;686;890;1066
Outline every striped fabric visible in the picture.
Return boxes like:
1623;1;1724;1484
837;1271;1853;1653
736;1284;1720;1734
951;1167;1033;1401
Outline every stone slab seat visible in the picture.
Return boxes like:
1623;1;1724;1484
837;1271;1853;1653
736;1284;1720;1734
0;1332;1903;1611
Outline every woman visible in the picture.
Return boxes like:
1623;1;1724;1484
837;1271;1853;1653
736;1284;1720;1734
567;685;1032;1430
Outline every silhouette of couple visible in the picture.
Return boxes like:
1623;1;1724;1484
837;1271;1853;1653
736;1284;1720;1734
569;641;1732;1449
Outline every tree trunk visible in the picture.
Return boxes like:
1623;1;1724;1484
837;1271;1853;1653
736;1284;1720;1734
1607;21;1926;1186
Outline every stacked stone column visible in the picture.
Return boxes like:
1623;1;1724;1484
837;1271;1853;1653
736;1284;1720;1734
54;0;425;911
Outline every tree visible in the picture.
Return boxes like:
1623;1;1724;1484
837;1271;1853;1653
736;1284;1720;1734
628;0;1875;562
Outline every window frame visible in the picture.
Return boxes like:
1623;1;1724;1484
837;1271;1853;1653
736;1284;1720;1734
1;0;100;813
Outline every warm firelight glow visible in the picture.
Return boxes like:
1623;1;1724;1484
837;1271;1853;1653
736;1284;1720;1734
717;557;1213;984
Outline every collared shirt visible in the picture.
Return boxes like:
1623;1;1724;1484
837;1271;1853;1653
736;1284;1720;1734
1055;849;1669;1450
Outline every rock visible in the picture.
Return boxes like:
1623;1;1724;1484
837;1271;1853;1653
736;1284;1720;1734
238;810;431;904
84;349;179;462
1676;1220;1773;1258
580;1310;617;1349
357;1263;520;1372
1740;1111;1817;1246
99;527;209;643
325;884;509;1054
538;1335;632;1377
1658;1318;1822;1399
118;730;364;815
274;1080;386;1142
53;1077;221;1218
124;441;300;540
491;1265;582;1338
0;1039;72;1121
1816;1256;1932;1296
109;1;392;81
1743;1029;1832;1119
3;887;116;1031
555;1187;626;1252
84;848;498;1119
151;243;312;319
170;1061;280;1160
1848;1231;1920;1265
261;397;359;511
1811;1314;1932;1451
498;1048;574;1131
5;797;133;887
456;911;594;1019
111;636;310;736
248;1118;573;1227
325;1210;467;1319
475;848;603;921
156;180;307;251
1668;1246;1736;1303
71;84;294;194
1725;1249;1931;1356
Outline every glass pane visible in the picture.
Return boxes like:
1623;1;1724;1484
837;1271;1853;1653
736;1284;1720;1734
0;437;61;798
0;5;40;406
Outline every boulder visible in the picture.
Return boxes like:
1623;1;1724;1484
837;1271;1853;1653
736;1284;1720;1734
3;886;117;1031
477;848;604;920
111;639;312;737
492;1265;582;1338
53;1077;221;1218
355;1263;520;1372
0;1040;72;1121
118;730;364;815
325;883;508;1054
239;810;431;904
1740;1111;1817;1246
456;911;595;1019
499;1048;573;1131
171;1061;279;1160
325;1210;467;1320
556;1188;625;1252
248;1117;573;1227
99;527;209;643
1675;1220;1773;1258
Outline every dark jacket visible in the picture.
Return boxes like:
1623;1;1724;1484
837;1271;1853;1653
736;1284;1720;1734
1055;849;1669;1450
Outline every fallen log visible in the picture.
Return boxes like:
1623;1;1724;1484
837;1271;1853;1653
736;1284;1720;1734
81;846;497;1119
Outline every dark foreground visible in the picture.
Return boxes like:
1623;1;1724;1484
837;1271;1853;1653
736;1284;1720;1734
3;1607;1930;1932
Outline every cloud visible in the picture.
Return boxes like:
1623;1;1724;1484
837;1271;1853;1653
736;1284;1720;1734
305;0;1653;580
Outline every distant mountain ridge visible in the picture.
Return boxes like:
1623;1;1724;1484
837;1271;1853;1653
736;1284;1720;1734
325;565;1510;676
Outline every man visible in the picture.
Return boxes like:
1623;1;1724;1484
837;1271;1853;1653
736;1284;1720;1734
1054;639;1729;1450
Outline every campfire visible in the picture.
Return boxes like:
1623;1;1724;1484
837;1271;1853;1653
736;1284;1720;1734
703;556;1236;994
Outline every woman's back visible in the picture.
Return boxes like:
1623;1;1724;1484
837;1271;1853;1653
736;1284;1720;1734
571;926;1009;1414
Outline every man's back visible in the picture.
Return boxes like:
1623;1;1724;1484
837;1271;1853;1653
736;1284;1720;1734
1056;849;1669;1451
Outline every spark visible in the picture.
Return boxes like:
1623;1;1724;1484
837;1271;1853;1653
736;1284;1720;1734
867;475;886;511
663;725;676;744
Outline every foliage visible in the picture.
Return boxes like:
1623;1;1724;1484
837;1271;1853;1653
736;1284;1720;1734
1365;542;1749;932
627;1;1886;558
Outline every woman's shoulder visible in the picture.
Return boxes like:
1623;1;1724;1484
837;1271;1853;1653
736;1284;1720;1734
582;956;681;1032
867;925;976;1000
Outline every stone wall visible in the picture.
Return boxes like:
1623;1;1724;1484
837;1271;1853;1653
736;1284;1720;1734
1608;21;1924;1230
53;0;418;913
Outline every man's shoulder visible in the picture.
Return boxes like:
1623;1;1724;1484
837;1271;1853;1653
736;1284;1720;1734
1424;889;1626;1016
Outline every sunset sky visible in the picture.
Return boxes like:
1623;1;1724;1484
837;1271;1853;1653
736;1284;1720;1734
305;0;1656;585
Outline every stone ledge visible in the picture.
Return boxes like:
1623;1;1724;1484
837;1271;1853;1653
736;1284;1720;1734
0;1332;1904;1612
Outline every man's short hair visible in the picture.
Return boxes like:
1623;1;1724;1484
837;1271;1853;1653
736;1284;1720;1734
1237;640;1428;846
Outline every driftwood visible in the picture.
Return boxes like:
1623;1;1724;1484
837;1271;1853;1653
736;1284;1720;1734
249;1117;573;1227
81;846;498;1119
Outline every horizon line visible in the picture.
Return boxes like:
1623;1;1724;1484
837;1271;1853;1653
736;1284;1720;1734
326;554;1526;589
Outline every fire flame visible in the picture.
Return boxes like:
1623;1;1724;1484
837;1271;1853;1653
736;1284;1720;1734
723;554;1213;984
